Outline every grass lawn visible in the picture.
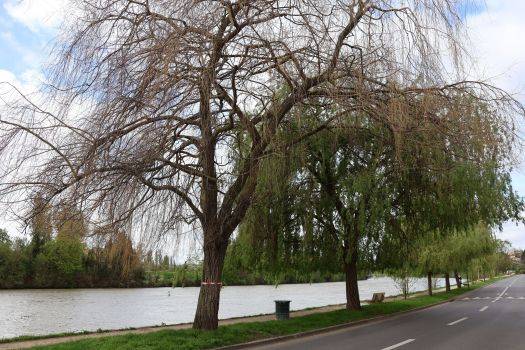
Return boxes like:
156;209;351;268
28;277;503;350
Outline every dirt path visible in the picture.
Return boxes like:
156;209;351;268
0;287;450;350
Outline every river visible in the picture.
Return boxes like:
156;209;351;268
0;277;449;339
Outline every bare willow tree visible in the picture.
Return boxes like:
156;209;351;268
0;0;520;329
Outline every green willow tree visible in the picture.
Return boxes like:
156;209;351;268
443;226;512;285
225;141;313;286
378;162;522;291
407;223;512;295
376;94;523;292
294;122;393;310
416;225;495;295
245;92;521;310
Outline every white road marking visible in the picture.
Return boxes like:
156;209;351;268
479;306;488;312
381;339;416;350
492;277;520;303
493;286;510;303
447;317;468;326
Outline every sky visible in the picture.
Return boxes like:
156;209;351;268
0;0;525;248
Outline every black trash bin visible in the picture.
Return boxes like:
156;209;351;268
275;300;291;320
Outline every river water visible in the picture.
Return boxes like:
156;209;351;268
0;277;448;339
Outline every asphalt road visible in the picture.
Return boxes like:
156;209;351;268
250;275;525;350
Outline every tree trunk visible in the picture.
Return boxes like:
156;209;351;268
344;243;361;310
344;260;361;310
445;273;451;292
454;270;461;289
427;271;433;296
193;238;228;330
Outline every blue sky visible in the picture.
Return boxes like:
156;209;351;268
1;0;525;248
0;1;61;74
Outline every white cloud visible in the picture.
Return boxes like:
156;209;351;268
0;69;17;84
496;221;525;250
4;0;69;32
0;68;41;95
465;1;525;94
465;1;525;249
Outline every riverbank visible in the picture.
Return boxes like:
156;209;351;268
0;277;447;338
0;276;506;350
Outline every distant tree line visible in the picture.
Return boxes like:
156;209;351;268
0;221;352;289
0;196;151;288
0;195;353;289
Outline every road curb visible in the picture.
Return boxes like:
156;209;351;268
215;277;510;350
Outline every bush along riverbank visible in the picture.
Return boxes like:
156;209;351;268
5;276;506;350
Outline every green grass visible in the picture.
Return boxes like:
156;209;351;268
26;277;504;350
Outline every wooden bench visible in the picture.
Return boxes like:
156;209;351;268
371;292;385;303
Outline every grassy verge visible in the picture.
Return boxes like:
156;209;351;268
25;277;504;350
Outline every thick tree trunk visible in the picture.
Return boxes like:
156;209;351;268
193;238;228;330
344;260;361;310
445;273;451;292
344;243;361;310
427;271;433;296
454;270;461;289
